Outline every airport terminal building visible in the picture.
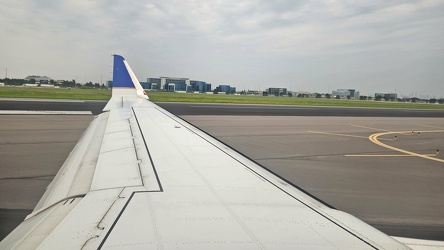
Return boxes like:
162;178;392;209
375;93;398;100
216;85;236;94
24;75;53;83
267;88;287;96
143;77;211;93
332;89;360;99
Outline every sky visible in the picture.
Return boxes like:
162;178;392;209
1;0;443;98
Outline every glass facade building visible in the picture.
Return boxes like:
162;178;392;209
375;93;398;100
190;80;211;93
332;89;360;99
145;77;211;93
267;88;287;95
216;85;236;93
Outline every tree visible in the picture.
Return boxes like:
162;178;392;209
263;92;268;96
2;78;26;85
429;98;437;104
346;95;351;100
325;94;331;99
315;93;322;98
336;95;341;99
375;95;382;101
213;89;218;94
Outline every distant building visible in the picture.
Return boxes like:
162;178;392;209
216;85;236;94
267;88;287;96
146;78;161;89
292;91;309;98
246;90;260;95
159;77;189;91
139;82;151;89
190;80;211;93
375;93;397;100
146;77;212;93
332;89;360;99
25;75;53;83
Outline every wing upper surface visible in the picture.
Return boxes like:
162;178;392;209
95;102;408;249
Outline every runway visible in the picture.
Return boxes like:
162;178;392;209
158;102;444;117
1;99;444;117
1;99;443;241
0;98;107;115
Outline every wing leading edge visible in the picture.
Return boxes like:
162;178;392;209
1;55;420;249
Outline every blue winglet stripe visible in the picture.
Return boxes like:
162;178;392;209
113;55;134;88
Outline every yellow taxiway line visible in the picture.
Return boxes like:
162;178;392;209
368;130;444;163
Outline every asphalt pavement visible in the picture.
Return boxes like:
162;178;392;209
1;99;443;117
1;99;443;241
0;99;107;115
157;102;444;117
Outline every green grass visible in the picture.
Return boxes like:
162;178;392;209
147;92;444;110
1;86;443;110
0;86;111;100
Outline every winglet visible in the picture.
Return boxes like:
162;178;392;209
111;54;148;99
103;55;149;111
112;55;134;88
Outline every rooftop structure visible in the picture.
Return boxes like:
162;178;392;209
24;75;53;83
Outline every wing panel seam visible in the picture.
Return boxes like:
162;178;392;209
97;190;162;249
132;107;163;191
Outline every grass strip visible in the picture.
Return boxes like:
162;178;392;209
1;86;443;110
0;86;111;100
147;92;444;110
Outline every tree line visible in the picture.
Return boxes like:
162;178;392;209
0;78;107;89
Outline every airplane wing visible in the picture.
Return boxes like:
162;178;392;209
1;55;439;249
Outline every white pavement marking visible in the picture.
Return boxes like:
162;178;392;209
0;110;92;115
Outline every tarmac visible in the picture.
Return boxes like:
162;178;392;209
0;100;443;241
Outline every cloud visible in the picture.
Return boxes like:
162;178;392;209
0;0;443;97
